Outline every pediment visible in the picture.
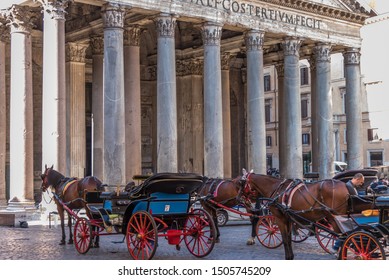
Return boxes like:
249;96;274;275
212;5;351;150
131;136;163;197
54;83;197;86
306;0;375;15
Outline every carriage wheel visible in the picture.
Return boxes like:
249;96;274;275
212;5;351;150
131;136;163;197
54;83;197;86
291;223;310;243
184;208;216;258
126;210;158;260
74;218;92;254
315;220;338;254
256;215;283;249
339;231;386;260
216;209;229;227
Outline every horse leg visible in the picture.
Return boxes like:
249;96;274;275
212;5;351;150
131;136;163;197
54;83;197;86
67;214;73;244
93;226;100;248
246;216;259;245
279;220;293;260
59;209;66;245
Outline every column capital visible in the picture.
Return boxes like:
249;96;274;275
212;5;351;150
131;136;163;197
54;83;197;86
102;3;126;29
275;63;285;78
281;37;302;56
0;18;10;42
6;5;37;33
343;47;361;65
66;42;88;63
90;35;103;55
154;13;176;38
124;25;142;46
314;43;332;63
221;52;231;70
244;30;264;52
35;0;70;20
201;22;223;46
308;55;316;71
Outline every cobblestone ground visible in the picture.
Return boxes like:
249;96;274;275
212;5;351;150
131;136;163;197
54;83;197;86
0;221;335;260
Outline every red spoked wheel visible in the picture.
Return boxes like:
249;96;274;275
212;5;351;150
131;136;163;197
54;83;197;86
184;208;216;258
256;215;283;249
126;210;158;260
315;220;338;254
291;223;310;243
74;217;92;254
340;231;386;260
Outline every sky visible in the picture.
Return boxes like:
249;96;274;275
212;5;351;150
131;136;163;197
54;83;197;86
370;0;389;13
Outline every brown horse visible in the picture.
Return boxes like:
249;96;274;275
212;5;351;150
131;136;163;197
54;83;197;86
240;169;375;260
198;177;263;244
41;165;103;245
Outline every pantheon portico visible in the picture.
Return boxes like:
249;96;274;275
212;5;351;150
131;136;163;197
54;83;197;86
0;0;375;208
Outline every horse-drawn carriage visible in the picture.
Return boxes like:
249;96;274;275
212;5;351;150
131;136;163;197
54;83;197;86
41;168;216;260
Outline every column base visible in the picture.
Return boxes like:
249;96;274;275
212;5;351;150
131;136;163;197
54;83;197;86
0;197;41;227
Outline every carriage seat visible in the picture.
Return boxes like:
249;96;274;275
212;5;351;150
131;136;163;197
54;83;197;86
375;196;389;207
138;173;205;195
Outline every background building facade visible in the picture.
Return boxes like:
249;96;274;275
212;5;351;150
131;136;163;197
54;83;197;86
0;0;383;211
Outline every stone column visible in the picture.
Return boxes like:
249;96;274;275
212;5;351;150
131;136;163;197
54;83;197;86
275;63;285;176
281;37;303;179
102;3;126;185
7;5;35;208
0;21;8;207
124;26;142;179
309;56;318;173
154;14;178;173
245;30;266;174
344;48;363;169
314;43;334;179
38;0;69;175
90;35;104;180
66;42;88;178
190;59;204;174
201;22;224;178
221;53;232;178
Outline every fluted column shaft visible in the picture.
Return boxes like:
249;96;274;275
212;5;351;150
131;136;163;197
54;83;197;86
245;30;266;174
155;14;178;173
309;56;318;173
38;0;68;175
221;53;232;178
0;23;8;206
124;26;142;179
66;42;88;178
102;3;126;185
8;5;34;207
314;43;334;179
202;22;224;178
275;63;285;176
344;48;363;169
90;35;104;180
190;60;204;174
281;37;303;179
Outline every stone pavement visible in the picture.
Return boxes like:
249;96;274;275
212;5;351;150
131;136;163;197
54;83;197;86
0;221;335;260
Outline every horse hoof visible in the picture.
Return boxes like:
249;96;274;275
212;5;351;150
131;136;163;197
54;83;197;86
246;240;255;246
68;240;73;245
92;243;99;248
215;238;220;243
59;241;66;245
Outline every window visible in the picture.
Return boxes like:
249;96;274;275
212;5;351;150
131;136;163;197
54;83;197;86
370;151;383;167
302;133;310;145
265;99;271;123
303;153;311;174
266;154;273;169
343;128;347;144
340;88;346;114
266;136;272;147
300;66;309;86
301;99;308;118
264;74;271;92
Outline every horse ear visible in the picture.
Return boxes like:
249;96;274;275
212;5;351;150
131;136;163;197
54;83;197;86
250;169;254;173
50;164;54;169
242;168;247;176
45;164;47;170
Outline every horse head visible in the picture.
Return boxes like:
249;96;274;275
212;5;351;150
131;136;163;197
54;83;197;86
40;164;64;192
